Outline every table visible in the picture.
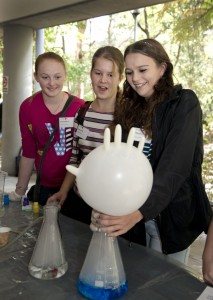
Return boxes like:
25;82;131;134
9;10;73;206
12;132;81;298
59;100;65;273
0;202;206;300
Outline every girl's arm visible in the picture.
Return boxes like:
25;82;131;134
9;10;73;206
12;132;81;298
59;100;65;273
203;219;213;285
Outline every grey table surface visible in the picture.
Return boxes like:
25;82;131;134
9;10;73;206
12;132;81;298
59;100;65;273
0;202;206;300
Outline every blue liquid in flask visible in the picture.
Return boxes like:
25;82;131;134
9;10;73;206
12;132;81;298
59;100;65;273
77;279;128;300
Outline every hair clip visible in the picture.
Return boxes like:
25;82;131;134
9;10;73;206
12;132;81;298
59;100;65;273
141;41;153;48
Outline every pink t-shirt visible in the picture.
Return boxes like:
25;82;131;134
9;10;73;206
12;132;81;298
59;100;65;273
19;92;84;187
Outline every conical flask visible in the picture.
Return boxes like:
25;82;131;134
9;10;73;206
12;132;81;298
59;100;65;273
28;203;68;280
78;231;128;300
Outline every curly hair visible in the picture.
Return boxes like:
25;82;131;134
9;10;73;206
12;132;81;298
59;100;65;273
112;39;174;139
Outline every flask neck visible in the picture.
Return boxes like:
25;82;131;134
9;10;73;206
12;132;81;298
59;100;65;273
44;205;59;223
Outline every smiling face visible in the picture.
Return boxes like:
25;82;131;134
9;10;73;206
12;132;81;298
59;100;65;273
91;57;122;102
35;58;66;98
125;53;166;99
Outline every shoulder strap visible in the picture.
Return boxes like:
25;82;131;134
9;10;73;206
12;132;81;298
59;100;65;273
34;95;75;200
74;101;91;165
60;94;75;117
39;94;75;163
76;101;91;126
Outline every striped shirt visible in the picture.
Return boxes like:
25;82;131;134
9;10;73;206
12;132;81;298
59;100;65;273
133;128;152;160
70;104;113;167
143;141;152;160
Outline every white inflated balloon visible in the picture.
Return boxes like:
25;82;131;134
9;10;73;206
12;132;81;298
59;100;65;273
66;125;153;216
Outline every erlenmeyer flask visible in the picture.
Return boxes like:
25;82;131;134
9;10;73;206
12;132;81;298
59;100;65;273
28;203;68;280
78;231;128;300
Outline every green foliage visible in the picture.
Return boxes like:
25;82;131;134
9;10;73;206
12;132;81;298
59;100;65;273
203;122;213;200
66;55;91;97
42;23;91;97
161;0;213;41
203;151;213;201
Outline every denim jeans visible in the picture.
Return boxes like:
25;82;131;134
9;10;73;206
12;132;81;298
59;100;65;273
145;219;190;264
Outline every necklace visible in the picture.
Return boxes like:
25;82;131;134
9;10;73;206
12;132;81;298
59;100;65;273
53;101;61;114
51;92;64;114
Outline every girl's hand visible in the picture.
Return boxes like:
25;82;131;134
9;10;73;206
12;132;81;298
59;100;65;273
47;190;67;206
90;209;143;237
203;260;213;286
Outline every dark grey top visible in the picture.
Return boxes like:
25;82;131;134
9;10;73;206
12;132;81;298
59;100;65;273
0;202;206;300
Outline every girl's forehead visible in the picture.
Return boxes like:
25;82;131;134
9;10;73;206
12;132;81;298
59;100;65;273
93;57;118;73
125;53;155;68
37;59;65;73
125;53;151;62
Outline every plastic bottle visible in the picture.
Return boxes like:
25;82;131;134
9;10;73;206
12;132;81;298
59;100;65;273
22;196;32;211
23;197;29;206
33;202;40;214
3;194;10;206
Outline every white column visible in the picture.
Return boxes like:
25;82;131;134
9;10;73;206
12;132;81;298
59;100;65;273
2;25;33;175
34;29;44;92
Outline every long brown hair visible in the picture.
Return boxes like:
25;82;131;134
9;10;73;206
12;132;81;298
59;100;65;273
112;39;174;139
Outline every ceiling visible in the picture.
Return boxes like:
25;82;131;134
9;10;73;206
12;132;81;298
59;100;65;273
0;0;173;30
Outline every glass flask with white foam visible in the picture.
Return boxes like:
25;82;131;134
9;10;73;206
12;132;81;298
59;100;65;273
28;203;68;280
